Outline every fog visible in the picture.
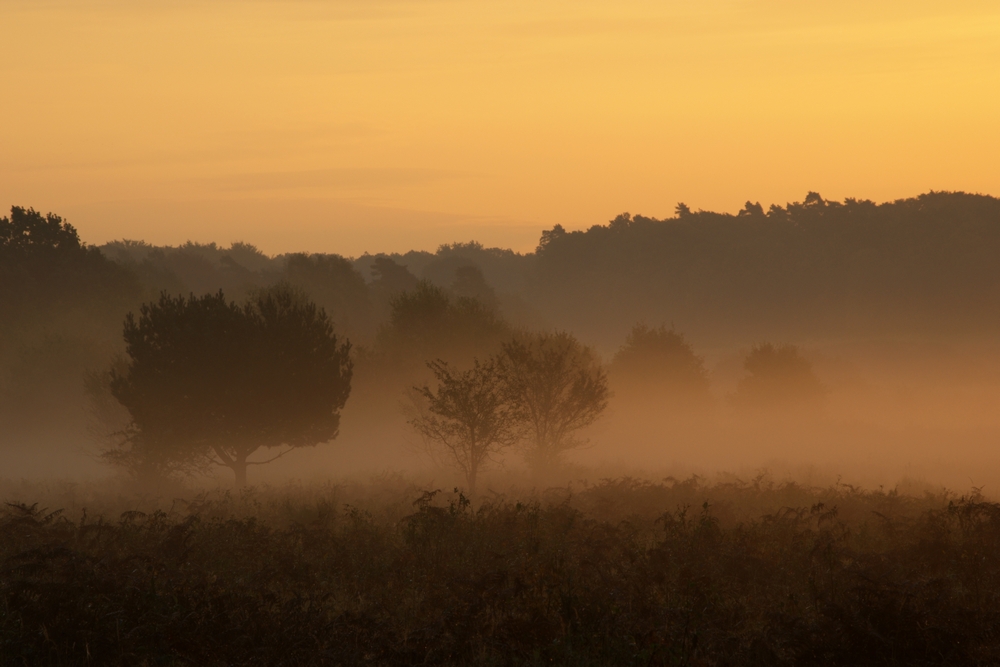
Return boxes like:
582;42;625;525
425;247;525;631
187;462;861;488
242;336;1000;496
3;193;1000;498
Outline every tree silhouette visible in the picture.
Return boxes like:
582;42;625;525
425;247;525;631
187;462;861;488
531;191;1000;346
497;332;609;473
376;281;509;367
283;252;371;340
451;265;498;311
410;358;522;496
730;342;825;410
1;206;138;336
0;207;140;442
0;206;82;251
110;285;353;487
610;324;710;404
370;256;420;295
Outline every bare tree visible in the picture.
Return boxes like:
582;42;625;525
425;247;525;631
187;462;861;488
410;358;522;496
498;332;610;473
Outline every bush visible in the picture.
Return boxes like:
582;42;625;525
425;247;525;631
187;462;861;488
1;478;998;665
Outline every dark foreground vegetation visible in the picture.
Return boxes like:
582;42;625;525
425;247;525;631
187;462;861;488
2;477;999;666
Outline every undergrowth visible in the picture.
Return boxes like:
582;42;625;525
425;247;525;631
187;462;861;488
1;477;998;665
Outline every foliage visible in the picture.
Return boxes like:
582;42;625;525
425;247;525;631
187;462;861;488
410;359;523;496
100;239;281;306
1;478;999;666
610;324;711;403
532;191;1000;345
0;207;141;444
368;256;421;294
498;331;610;472
357;242;532;296
283;252;372;340
109;285;353;487
0;206;82;251
450;264;498;310
0;206;139;338
731;342;826;409
376;281;510;367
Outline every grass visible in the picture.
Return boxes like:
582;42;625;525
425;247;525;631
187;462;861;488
1;475;998;665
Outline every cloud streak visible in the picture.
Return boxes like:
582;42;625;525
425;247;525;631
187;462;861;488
196;168;477;193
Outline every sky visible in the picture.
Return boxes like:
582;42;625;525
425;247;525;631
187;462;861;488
2;0;999;256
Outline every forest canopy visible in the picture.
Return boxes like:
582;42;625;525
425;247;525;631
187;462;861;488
531;191;1000;345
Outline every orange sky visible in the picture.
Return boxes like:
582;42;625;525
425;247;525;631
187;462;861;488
2;1;998;256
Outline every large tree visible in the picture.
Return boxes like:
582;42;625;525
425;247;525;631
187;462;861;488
497;332;609;473
410;358;522;497
110;285;353;487
0;206;138;339
0;207;139;448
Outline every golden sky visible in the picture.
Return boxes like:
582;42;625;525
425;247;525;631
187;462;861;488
2;1;998;256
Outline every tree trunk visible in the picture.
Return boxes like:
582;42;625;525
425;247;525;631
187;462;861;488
466;463;478;499
233;458;248;489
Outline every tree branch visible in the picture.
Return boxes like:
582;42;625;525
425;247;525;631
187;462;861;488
246;446;296;466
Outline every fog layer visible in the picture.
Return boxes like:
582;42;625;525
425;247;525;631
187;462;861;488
2;192;1000;494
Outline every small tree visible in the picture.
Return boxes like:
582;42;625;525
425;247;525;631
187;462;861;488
110;285;353;487
498;332;610;473
410;358;522;496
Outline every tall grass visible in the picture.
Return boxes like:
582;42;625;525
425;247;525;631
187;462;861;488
1;476;998;665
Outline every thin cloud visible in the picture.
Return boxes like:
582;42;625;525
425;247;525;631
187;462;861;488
196;167;477;193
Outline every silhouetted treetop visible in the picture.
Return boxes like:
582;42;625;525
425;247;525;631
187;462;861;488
730;343;825;410
283;253;371;339
531;191;1000;345
100;239;283;301
610;324;710;399
497;331;609;472
358;242;532;296
0;207;82;253
1;207;139;342
376;282;509;366
410;357;522;496
451;265;499;311
368;257;420;295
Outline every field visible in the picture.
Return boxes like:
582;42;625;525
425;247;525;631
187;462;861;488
2;475;999;666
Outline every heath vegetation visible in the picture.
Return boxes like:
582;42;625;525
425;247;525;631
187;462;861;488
1;476;998;665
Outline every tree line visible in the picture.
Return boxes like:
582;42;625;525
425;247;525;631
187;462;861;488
533;191;1000;345
4;193;964;480
99;282;823;489
95;190;1000;350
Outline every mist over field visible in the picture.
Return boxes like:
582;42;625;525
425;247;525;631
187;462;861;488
6;193;1000;664
3;191;1000;494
